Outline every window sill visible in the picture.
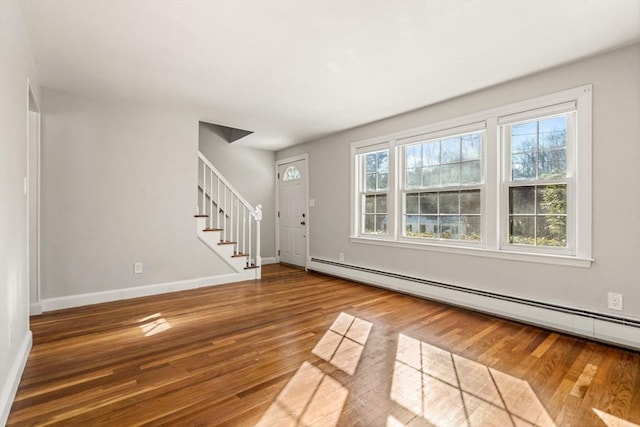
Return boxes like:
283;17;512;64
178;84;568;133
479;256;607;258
349;236;593;268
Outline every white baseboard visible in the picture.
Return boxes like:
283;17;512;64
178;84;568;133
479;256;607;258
40;270;257;312
1;331;32;426
307;259;640;351
261;257;277;265
29;302;42;316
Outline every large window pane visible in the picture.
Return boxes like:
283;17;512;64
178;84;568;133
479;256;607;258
538;149;566;179
404;131;482;189
461;216;481;241
511;153;536;181
536;185;567;215
439;192;459;214
375;215;387;234
460;190;481;214
423;141;440;166
377;151;389;173
510;115;567;181
406;145;422;168
508;184;567;248
509;186;535;214
364;215;375;233
420;216;438;238
406;215;420;236
511;122;537;152
510;216;535;245
365;154;377;173
401;131;483;243
406;193;419;214
376;195;387;213
440;216;459;239
538;116;566;149
441;164;460;186
441;137;461;163
422;165;440;187
536;216;566;247
461;134;481;160
403;190;483;242
406;168;421;189
461;160;481;184
378;172;389;190
366;173;377;191
420;192;438;214
365;195;375;213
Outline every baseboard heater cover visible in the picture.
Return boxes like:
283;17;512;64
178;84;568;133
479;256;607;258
307;258;640;350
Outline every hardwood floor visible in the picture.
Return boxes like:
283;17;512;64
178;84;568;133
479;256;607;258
8;264;640;426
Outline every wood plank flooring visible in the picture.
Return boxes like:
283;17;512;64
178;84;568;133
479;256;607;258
8;264;640;426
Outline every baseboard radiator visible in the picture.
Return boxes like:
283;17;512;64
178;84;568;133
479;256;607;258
306;258;640;351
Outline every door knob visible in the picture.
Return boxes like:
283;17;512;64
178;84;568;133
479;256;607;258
300;221;306;225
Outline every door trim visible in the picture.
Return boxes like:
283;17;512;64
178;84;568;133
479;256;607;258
27;80;42;315
275;154;309;266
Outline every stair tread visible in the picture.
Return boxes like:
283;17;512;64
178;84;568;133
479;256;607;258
244;265;259;270
203;228;224;232
218;241;237;245
231;253;249;258
194;214;209;218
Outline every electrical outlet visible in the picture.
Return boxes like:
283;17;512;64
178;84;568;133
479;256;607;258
339;252;344;262
607;292;623;311
134;262;143;274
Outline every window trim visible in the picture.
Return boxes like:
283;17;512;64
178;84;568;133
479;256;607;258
354;145;393;239
350;85;593;267
397;128;486;248
500;108;576;256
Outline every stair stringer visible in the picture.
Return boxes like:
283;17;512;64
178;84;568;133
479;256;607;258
195;216;259;280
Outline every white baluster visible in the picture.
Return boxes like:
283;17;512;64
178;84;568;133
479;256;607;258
242;208;246;255
209;167;213;229
229;194;235;242
216;178;220;229
236;199;240;251
254;205;262;268
201;159;205;216
248;217;252;267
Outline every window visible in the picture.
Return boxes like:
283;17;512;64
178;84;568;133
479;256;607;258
357;149;389;235
503;112;572;251
283;165;301;181
351;85;592;267
401;131;483;242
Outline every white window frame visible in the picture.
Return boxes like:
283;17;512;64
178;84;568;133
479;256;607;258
500;108;576;256
350;85;592;268
396;123;487;248
352;141;394;240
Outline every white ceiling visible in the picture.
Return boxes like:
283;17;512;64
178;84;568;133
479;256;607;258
20;0;640;150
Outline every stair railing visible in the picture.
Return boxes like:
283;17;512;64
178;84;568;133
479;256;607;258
197;152;262;267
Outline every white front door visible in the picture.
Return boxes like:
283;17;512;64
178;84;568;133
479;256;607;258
278;159;307;267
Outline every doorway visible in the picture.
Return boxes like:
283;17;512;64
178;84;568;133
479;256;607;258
28;84;41;314
276;155;308;267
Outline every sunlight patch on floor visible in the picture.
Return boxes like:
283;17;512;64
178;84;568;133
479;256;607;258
391;333;556;427
312;312;372;375
255;361;348;427
138;313;171;337
593;408;640;427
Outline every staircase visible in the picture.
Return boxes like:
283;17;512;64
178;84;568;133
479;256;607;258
196;151;262;279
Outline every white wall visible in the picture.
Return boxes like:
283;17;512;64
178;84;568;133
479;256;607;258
0;0;40;423
277;43;640;321
199;123;276;258
40;88;238;300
